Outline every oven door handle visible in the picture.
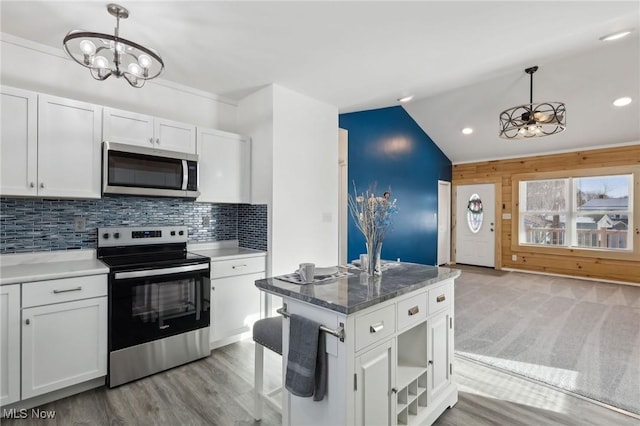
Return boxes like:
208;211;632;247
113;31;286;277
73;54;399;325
114;263;209;280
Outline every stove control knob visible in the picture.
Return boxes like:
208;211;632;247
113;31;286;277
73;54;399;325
178;230;184;236
114;232;120;239
171;231;176;236
102;233;109;239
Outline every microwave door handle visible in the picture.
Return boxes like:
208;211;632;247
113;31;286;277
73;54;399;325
182;160;188;190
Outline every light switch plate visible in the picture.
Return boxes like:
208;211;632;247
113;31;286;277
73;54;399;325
74;216;86;232
502;213;512;220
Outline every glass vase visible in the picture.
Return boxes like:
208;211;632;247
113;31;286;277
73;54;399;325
365;240;383;276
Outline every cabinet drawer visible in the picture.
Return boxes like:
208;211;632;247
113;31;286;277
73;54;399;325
355;305;395;352
22;275;107;308
428;281;452;315
210;256;265;279
397;291;427;331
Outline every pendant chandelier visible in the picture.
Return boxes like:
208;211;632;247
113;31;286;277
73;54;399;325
499;66;566;139
63;3;164;88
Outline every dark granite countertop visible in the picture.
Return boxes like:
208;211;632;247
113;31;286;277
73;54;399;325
255;262;461;315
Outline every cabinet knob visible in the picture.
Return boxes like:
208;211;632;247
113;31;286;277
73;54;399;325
156;138;160;145
428;360;433;365
391;388;398;394
40;182;44;188
30;182;35;188
25;319;30;325
149;137;154;144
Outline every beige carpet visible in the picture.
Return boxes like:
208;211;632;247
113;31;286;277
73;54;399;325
452;265;640;415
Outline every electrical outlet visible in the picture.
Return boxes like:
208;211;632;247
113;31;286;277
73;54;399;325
512;254;517;262
202;215;210;226
74;216;86;232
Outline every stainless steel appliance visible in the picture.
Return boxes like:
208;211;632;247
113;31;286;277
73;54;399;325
98;225;210;388
103;142;200;198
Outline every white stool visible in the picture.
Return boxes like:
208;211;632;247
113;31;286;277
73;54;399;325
253;316;283;420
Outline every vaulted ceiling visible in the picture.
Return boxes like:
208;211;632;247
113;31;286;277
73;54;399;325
1;1;638;163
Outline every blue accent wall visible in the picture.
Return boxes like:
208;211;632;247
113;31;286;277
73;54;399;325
339;106;452;265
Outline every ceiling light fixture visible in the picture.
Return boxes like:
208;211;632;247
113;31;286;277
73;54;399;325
63;3;164;88
599;30;632;41
398;95;414;103
613;97;632;107
461;127;473;135
499;66;566;139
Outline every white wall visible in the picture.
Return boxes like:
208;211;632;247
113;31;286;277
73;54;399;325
238;84;339;277
0;34;237;131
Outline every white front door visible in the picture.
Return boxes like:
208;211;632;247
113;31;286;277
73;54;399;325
455;183;495;267
437;181;451;265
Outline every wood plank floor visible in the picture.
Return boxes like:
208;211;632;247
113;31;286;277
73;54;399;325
3;340;637;425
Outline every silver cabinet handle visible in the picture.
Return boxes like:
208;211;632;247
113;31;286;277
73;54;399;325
30;182;35;188
53;286;82;294
437;294;446;303
25;319;30;325
369;322;384;333
232;264;247;269
40;182;44;188
408;306;419;316
149;137;154;144
156;138;160;145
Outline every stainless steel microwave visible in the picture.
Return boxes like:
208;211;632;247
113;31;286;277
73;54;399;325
103;142;200;198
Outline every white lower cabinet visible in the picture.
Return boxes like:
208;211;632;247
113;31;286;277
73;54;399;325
355;339;395;426
0;284;21;406
210;256;265;349
20;275;108;400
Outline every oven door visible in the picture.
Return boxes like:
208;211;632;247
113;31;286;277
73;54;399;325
109;263;210;352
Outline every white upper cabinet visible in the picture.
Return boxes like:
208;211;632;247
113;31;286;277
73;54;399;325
197;127;251;203
1;88;101;199
38;94;102;199
0;86;38;196
103;107;196;154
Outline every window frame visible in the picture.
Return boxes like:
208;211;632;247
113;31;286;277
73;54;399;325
511;166;640;261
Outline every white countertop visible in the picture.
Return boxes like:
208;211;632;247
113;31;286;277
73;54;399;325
1;241;267;285
188;241;267;261
0;250;109;285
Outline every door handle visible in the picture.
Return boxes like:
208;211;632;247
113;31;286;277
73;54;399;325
53;286;82;294
369;322;384;333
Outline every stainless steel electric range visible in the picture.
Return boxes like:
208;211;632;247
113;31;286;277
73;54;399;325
97;225;210;388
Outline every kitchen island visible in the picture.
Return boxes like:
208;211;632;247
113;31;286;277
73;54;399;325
255;262;461;426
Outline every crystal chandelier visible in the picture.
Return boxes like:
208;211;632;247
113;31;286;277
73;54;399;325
499;66;566;139
63;3;164;88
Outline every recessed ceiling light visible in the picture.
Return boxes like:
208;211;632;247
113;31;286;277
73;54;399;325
599;30;632;41
461;127;473;135
613;97;632;107
398;95;414;103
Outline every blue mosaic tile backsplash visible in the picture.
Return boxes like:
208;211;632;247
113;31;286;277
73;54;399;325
0;195;268;254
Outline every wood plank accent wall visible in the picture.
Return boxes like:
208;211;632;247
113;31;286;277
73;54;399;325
452;144;640;284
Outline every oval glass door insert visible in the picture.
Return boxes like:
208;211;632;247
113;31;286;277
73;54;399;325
467;194;483;233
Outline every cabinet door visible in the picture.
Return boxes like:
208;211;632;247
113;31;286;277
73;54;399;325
103;107;155;148
211;271;263;344
155;118;196;154
22;297;107;399
355;339;395;426
37;94;102;198
0;285;20;405
197;128;250;203
428;311;451;402
0;86;38;196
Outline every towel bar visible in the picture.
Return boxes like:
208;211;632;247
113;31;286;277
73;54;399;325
276;307;345;341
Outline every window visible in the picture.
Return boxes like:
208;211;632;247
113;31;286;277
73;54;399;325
519;174;633;251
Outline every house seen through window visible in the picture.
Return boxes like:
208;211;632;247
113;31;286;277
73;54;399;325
519;174;633;251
